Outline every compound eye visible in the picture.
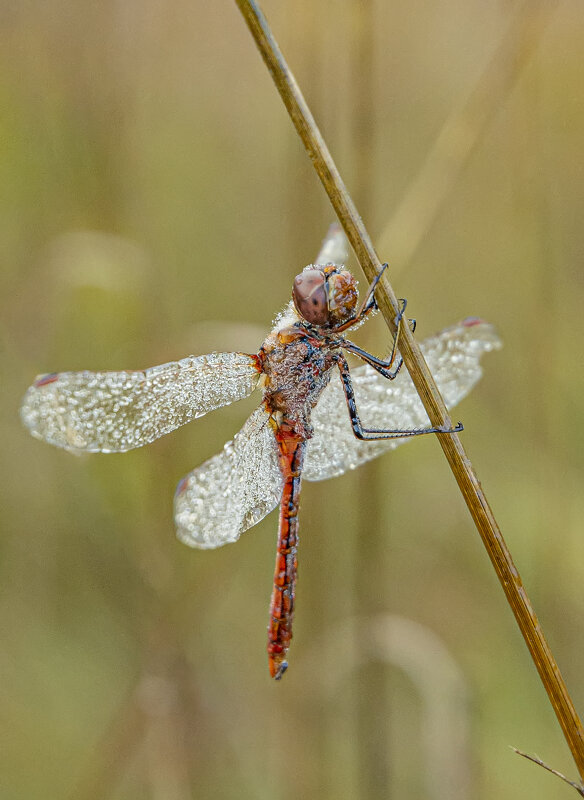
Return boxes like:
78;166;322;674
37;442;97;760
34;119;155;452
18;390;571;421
292;270;329;325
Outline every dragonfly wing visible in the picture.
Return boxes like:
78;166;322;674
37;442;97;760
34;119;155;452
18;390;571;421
304;319;501;481
20;352;261;453
315;223;349;265
174;406;283;549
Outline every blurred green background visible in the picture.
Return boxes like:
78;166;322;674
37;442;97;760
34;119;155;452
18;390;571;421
2;1;584;798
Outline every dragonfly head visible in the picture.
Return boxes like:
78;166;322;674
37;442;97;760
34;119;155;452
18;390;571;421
292;265;358;327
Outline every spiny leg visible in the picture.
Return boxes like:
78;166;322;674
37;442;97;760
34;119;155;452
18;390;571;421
340;300;414;380
335;263;393;333
334;353;463;440
336;262;413;335
356;262;389;317
338;267;413;380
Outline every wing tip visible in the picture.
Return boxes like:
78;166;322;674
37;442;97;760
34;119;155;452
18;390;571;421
175;521;239;550
453;318;502;352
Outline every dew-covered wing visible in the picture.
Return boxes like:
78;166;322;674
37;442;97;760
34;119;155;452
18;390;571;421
304;319;501;481
174;407;283;549
20;352;261;453
315;222;349;265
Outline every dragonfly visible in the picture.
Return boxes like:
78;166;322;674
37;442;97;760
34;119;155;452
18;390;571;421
20;229;500;679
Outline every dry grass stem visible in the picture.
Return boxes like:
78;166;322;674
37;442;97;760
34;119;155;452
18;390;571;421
235;0;584;779
511;748;584;797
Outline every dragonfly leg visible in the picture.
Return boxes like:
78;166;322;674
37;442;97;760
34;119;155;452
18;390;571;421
342;329;404;380
357;262;389;317
334;263;398;333
340;298;414;380
334;353;463;440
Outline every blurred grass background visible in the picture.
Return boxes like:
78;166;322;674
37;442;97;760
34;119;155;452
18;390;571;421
2;1;584;798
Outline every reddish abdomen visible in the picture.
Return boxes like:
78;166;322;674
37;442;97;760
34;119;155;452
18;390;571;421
268;433;306;680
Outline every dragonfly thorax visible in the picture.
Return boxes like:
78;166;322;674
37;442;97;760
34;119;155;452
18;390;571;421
292;265;358;328
259;326;336;439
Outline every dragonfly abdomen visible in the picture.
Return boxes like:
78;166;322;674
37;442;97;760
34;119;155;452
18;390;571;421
268;432;306;680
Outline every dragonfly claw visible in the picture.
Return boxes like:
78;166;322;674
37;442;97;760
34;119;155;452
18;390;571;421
274;661;288;680
438;421;464;433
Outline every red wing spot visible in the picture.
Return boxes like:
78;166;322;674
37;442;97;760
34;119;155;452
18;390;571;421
34;373;59;388
462;317;485;328
174;476;189;497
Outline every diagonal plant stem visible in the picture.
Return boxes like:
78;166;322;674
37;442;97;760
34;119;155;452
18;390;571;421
235;0;584;781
